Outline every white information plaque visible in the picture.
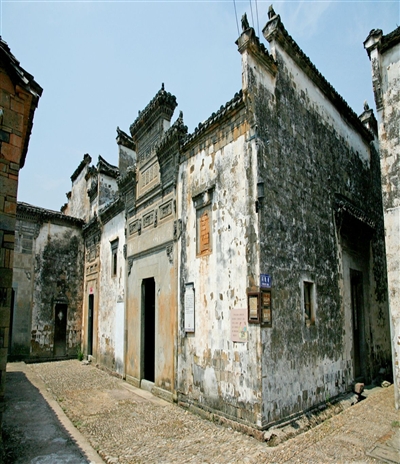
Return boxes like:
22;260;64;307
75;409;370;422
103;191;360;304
184;283;195;333
231;308;248;342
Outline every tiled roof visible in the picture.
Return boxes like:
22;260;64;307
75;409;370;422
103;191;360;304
98;155;119;178
381;26;400;53
183;90;244;148
17;202;84;226
156;111;188;153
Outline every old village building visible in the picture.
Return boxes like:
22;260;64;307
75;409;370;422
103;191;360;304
11;203;84;360
10;10;393;431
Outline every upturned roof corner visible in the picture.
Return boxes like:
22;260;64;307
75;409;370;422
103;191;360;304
97;155;119;178
236;27;277;76
116;126;136;151
70;153;92;182
364;26;400;58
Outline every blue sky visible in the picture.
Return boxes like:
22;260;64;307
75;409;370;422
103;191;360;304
1;0;399;212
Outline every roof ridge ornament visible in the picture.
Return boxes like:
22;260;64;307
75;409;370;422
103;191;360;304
241;13;250;32
268;5;276;20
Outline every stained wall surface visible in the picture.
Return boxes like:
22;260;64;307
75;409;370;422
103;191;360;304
11;204;84;360
97;208;125;374
365;27;400;407
8;13;394;433
177;102;266;425
124;87;180;398
175;14;391;429
251;15;390;426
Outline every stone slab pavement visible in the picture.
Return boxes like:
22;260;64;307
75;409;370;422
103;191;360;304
3;360;400;463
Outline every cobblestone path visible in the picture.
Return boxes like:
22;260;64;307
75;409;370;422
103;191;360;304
29;360;399;463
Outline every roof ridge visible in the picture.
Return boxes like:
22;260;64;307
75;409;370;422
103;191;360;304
183;90;244;147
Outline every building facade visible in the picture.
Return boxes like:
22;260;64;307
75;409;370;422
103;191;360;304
10;10;393;432
364;26;400;408
175;11;390;428
10;203;84;361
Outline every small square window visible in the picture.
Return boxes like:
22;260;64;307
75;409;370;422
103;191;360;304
303;281;315;326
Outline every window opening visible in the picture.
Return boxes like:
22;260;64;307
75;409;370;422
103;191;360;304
111;239;119;277
303;281;315;326
193;188;214;257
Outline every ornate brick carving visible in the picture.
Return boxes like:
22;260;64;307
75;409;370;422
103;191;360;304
166;245;173;264
174;219;182;240
128;257;134;275
143;211;154;228
129;220;141;235
159;201;173;219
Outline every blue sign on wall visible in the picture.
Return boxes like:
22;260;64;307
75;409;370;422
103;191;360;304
260;274;272;288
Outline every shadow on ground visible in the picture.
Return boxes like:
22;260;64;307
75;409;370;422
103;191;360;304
2;370;89;464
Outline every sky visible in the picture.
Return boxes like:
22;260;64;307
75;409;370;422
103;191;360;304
1;0;399;212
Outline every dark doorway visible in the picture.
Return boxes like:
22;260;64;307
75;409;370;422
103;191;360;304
54;304;67;357
88;294;94;356
351;270;365;381
142;278;156;382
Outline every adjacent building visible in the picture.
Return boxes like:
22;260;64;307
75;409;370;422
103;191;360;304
10;203;84;361
0;37;42;432
364;26;400;408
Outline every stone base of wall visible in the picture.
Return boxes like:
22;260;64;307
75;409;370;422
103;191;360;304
152;385;174;403
125;374;140;388
178;389;367;444
24;355;77;364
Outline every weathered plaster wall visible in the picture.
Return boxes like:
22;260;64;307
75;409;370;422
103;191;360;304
97;210;125;374
98;175;118;210
125;243;177;392
380;42;400;408
64;155;92;221
11;219;37;358
250;25;390;426
124;86;179;396
177;108;265;425
118;144;136;173
31;223;84;357
365;28;400;407
125;186;178;392
82;218;101;358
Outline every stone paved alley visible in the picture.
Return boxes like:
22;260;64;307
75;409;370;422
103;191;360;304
4;360;400;463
